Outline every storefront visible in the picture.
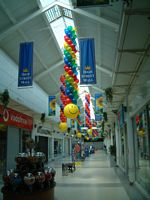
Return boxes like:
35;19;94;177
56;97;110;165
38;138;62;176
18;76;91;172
118;105;128;173
0;105;33;179
133;102;150;195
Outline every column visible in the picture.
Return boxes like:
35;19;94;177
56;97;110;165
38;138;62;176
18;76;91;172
115;120;120;166
62;138;65;157
126;113;135;183
48;138;51;162
69;137;72;155
51;137;54;161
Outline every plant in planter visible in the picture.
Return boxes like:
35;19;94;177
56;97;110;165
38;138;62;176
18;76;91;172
104;87;113;103
0;89;9;107
109;145;116;156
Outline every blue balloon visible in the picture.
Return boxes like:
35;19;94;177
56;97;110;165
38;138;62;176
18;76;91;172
65;89;70;95
72;99;77;104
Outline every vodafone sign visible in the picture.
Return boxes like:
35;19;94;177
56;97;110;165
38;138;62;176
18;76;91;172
0;105;33;131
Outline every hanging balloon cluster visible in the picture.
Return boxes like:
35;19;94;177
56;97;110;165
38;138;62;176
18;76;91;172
76;107;82;138
59;26;79;131
59;74;68;132
63;26;79;119
85;94;92;135
92;129;99;137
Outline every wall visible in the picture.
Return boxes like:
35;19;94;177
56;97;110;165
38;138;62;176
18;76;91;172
7;126;20;169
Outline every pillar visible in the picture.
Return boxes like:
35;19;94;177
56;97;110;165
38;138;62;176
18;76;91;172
51;137;54;161
126;113;135;183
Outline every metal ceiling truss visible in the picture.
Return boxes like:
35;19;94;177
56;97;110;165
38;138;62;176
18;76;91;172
0;1;119;41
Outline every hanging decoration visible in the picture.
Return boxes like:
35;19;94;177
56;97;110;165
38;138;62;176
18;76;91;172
64;103;79;119
59;74;67;126
59;122;68;132
85;94;92;135
105;87;113;103
62;26;79;119
0;89;9;107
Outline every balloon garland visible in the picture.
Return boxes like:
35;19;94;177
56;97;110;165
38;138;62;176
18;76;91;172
63;26;79;118
59;75;67;131
85;94;92;134
59;26;79;130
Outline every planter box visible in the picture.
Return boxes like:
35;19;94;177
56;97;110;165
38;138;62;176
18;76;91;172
3;188;54;200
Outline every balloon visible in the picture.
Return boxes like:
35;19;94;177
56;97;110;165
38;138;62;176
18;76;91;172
68;70;73;76
65;98;72;104
77;132;82;138
59;122;68;132
64;103;79;119
87;129;92;135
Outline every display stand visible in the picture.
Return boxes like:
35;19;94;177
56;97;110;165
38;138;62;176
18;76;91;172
3;188;54;200
1;150;56;200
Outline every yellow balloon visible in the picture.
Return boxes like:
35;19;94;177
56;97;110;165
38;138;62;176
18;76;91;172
77;132;82;138
87;128;92;135
59;122;67;132
64;103;79;119
85;136;89;140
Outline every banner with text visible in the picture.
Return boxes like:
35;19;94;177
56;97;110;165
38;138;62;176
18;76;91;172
79;38;96;84
18;42;33;87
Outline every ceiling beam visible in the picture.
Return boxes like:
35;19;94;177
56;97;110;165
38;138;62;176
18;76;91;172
0;0;60;90
89;85;104;93
96;64;113;77
0;1;119;41
55;2;119;30
0;1;58;41
35;60;64;81
118;48;147;53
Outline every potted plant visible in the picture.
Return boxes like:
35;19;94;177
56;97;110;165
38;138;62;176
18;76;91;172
105;87;113;103
0;89;9;107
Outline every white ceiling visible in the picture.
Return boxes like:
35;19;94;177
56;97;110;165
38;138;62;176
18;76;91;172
0;0;150;124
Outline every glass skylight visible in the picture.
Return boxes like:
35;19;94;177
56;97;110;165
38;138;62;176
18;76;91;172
50;17;75;52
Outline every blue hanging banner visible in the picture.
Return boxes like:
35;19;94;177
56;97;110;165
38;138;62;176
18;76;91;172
48;96;56;116
79;38;96;85
18;42;33;87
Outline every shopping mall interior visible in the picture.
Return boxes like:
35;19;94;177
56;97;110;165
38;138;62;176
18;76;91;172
0;0;150;199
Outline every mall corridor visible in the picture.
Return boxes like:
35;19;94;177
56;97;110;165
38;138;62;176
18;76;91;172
46;150;146;200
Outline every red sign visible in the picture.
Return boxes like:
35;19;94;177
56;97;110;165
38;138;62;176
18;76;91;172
0;105;33;131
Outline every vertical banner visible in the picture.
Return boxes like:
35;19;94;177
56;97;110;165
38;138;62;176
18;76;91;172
18;42;33;87
95;93;103;121
48;96;56;116
79;38;96;84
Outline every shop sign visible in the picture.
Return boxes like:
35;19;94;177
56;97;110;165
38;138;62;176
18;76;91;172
0;105;33;131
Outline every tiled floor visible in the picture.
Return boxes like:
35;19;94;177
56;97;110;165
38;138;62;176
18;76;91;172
50;151;146;200
0;150;147;200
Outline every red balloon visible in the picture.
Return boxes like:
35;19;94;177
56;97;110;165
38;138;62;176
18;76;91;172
64;35;69;42
67;39;72;45
68;70;73;76
75;79;79;83
65;98;72;104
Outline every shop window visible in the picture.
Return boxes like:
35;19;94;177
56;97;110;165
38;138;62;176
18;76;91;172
134;107;150;195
